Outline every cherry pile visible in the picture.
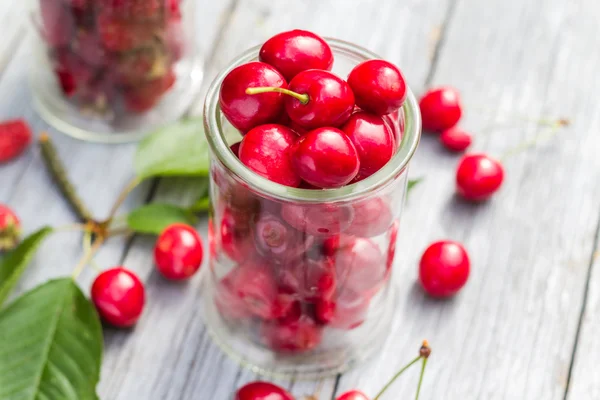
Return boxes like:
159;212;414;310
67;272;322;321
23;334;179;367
219;29;407;188
39;0;184;115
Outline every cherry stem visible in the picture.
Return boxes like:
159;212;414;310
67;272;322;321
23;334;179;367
373;355;422;400
499;119;566;161
245;87;309;104
71;236;105;280
414;358;428;400
105;177;141;224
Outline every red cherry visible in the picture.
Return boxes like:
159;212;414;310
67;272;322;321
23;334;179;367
0;203;21;251
279;258;336;302
261;314;322;353
281;203;354;237
291;127;360;188
239;124;301;187
220;62;287;132
346;197;393;237
315;288;370;330
247;70;355;130
91;267;145;327
235;382;294;400
419;240;470;298
228;260;280;319
230;141;241;157
456;153;504;201
333;237;386;297
342;112;395;181
347;60;407;115
253;212;314;263
40;0;74;47
336;390;370;400
440;126;472;152
220;208;256;262
259;30;333;81
214;274;252;320
386;221;400;271
154;223;204;281
419;87;462;132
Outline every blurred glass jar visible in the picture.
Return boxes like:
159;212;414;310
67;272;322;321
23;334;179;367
30;0;203;142
203;39;421;378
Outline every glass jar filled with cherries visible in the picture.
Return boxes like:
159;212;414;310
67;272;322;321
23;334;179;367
203;31;421;378
30;0;202;142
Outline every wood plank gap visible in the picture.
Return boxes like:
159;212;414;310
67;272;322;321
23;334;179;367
330;374;342;399
562;207;600;400
0;28;26;83
423;0;459;86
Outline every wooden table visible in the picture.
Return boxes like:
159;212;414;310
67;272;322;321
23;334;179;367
2;0;599;398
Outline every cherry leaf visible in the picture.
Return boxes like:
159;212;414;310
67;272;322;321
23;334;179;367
127;203;197;235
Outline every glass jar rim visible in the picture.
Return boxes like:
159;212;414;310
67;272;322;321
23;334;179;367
203;38;421;203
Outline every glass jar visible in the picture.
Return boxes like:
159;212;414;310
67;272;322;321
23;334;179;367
29;0;202;142
203;39;421;378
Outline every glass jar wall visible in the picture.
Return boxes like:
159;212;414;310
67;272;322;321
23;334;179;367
30;0;202;142
203;40;421;378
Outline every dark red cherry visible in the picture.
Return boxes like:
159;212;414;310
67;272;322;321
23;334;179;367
239;124;301;187
419;86;462;132
230;141;241;157
219;62;287;132
342;112;395;181
259;30;333;81
281;203;354;237
291;127;359;188
246;70;355;130
346;197;394;237
154;223;204;281
419;240;470;298
91;267;145;328
220;208;256;262
347;59;407;115
456;153;504;201
235;381;294;400
315;288;370;330
440;126;472;152
261;314;322;353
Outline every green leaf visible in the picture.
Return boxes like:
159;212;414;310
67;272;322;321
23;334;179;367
0;227;53;308
135;119;210;180
127;203;197;235
407;178;424;193
0;278;103;400
189;196;211;213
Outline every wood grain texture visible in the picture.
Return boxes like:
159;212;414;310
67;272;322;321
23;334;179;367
1;0;600;399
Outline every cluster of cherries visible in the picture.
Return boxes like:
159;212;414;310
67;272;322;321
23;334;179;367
90;223;204;327
39;0;184;115
219;30;407;189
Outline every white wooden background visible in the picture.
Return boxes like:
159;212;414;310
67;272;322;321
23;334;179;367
1;0;599;399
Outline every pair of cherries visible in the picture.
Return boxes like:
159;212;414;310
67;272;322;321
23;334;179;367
219;29;407;189
91;223;204;327
419;87;504;201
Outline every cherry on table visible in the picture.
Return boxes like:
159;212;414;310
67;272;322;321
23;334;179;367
91;267;145;328
342;112;395;181
336;390;370;400
259;29;333;81
347;59;407;115
419;86;462;132
235;381;294;400
154;223;204;281
440;126;472;152
291;127;360;188
246;69;355;130
239;124;301;187
220;62;287;132
0;203;21;251
419;240;470;298
456;153;504;201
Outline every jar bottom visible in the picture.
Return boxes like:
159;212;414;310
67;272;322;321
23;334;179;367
202;273;398;380
31;57;204;143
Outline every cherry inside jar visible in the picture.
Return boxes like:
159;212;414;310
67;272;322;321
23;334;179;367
202;38;421;378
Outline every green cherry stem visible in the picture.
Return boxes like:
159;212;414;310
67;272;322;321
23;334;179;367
245;87;309;104
414;358;428;400
499;119;567;162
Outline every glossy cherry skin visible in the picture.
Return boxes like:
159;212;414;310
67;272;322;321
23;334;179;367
235;381;294;400
440;126;472;152
456;153;504;201
281;203;355;237
347;60;407;115
419;240;470;298
239;124;301;187
419;87;462;132
336;390;370;400
291;127;360;188
219;62;287;132
261;314;322;353
154;224;204;280
342;112;395;181
91;267;145;327
259;29;333;81
230;141;241;157
286;70;355;129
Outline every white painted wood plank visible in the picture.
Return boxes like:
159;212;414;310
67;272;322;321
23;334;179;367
335;0;600;399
